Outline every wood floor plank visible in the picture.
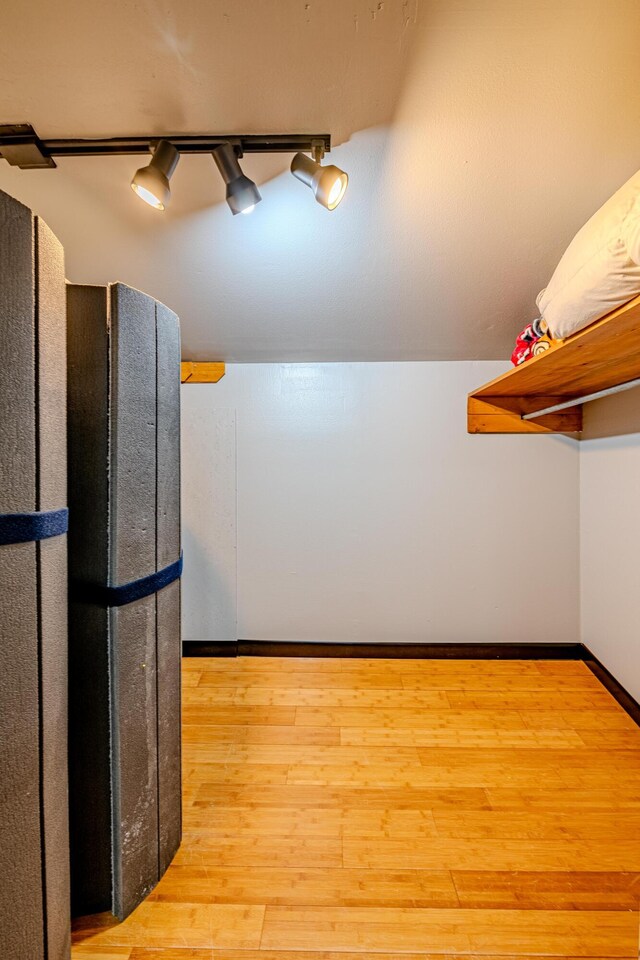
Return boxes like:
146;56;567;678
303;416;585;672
259;905;637;956
197;670;405;689
577;729;640;748
72;948;133;959
487;787;640;809
146;864;459;907
433;810;640;840
172;833;343;868
182;705;297;725
72;903;265;950
343;837;640;871
522;710;636;730
296;705;528;728
286;761;567;787
183;742;422;765
452;871;640;910
197;656;562;675
182;724;341;745
192;784;491;809
183;763;289;785
130;953;630;960
73;656;637;960
181;670;203;687
340;725;586;747
446;691;620;710
181;805;441;838
401;674;605;691
230;687;452;708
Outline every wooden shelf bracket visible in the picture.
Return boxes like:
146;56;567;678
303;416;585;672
180;362;225;384
468;293;640;438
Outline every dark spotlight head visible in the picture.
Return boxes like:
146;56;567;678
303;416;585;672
212;142;262;215
131;140;180;210
290;152;348;210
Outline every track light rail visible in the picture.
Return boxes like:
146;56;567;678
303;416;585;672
0;123;348;214
0;124;331;168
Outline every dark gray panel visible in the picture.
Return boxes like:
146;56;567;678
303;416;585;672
67;282;181;923
109;283;159;920
155;302;182;874
66;284;112;915
0;191;43;960
0;192;70;960
35;216;71;960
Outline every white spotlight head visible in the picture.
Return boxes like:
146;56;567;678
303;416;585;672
290;152;348;210
131;140;179;210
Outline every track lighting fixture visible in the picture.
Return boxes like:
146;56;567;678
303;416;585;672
130;140;180;210
0;124;349;217
211;142;261;216
290;150;348;211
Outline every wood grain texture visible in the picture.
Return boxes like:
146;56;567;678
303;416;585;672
73;657;640;959
180;361;225;383
467;396;582;434
467;293;640;436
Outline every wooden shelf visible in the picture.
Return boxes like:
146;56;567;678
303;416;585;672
181;362;225;384
468;293;640;436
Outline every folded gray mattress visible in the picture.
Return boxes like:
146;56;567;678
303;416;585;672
67;281;182;920
0;189;70;960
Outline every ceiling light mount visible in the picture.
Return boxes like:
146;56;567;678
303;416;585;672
0;123;56;168
0;124;331;165
0;123;347;215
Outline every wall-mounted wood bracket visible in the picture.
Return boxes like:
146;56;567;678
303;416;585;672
180;362;225;384
468;396;582;434
468;293;640;438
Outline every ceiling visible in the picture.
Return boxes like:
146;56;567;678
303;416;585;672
1;0;640;361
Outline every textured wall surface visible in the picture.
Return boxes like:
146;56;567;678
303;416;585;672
580;388;640;703
181;362;580;645
181;407;237;642
67;282;182;921
0;190;70;960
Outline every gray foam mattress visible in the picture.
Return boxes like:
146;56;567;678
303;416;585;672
67;281;182;920
0;189;71;960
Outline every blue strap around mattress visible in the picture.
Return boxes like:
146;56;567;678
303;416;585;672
0;508;69;545
71;552;183;607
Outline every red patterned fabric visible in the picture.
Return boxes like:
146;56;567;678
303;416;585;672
511;318;548;366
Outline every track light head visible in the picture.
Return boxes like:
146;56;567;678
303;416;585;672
290;152;348;210
131;140;179;210
212;142;262;215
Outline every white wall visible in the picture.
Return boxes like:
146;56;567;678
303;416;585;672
181;361;580;644
580;388;640;702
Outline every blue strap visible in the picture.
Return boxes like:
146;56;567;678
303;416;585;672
71;552;183;607
0;508;69;545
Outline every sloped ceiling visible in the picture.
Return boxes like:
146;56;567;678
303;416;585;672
1;0;640;360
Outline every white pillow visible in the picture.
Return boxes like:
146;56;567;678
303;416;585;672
537;168;640;340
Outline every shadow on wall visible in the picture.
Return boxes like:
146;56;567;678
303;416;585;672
582;386;640;442
181;526;237;641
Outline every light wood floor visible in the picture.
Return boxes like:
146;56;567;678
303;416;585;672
72;656;640;959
